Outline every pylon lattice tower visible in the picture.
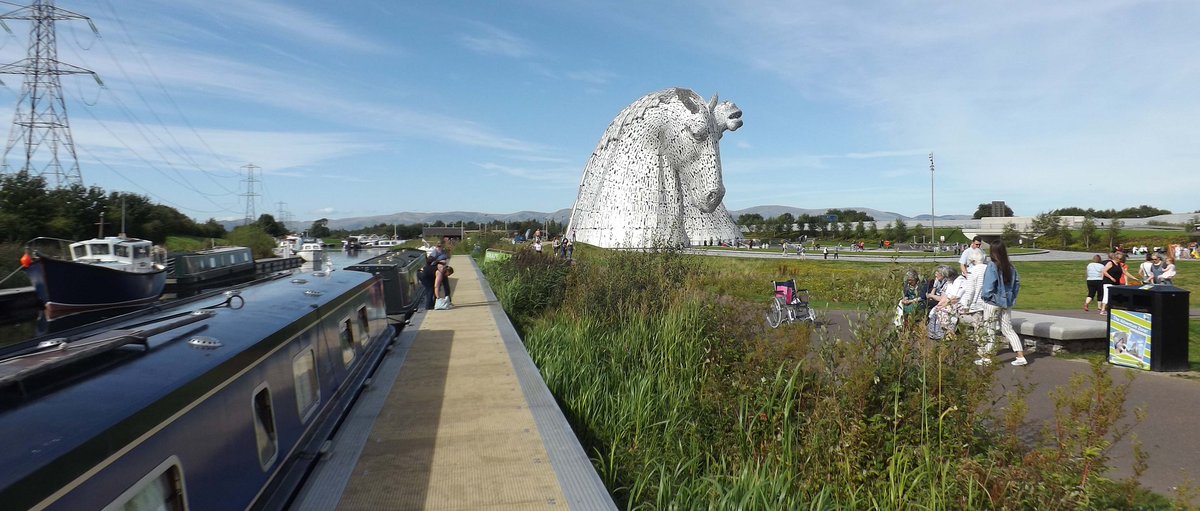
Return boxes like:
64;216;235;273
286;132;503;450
0;0;101;188
241;163;260;226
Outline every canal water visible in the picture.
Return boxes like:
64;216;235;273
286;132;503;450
0;248;394;348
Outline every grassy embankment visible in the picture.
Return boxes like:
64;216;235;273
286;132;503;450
482;245;1194;509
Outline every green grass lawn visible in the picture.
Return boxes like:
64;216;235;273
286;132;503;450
693;251;1200;367
506;242;1200;367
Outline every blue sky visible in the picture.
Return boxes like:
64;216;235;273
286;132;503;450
0;0;1196;223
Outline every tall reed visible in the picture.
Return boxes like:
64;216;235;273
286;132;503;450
484;249;1158;510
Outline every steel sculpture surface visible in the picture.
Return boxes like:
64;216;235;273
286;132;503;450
566;88;742;248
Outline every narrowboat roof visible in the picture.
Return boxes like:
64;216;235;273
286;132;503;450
0;268;378;492
175;245;253;257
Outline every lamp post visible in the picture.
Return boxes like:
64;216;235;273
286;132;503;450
929;152;936;250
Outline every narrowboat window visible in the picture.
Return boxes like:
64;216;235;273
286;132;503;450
115;245;130;258
293;349;320;421
134;245;149;258
209;256;217;267
340;319;355;367
102;457;186;511
73;245;87;258
242;252;251;262
253;387;278;469
356;306;369;345
90;243;111;255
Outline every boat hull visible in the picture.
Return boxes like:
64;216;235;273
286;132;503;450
25;256;166;315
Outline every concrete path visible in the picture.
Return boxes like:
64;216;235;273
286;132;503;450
294;258;615;511
687;247;1105;263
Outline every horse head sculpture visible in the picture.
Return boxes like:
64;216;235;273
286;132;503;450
567;88;742;248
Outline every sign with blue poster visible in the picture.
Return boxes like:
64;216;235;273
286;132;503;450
1108;309;1152;370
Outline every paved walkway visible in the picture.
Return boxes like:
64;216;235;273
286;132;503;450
687;246;1106;263
293;258;615;511
814;308;1200;501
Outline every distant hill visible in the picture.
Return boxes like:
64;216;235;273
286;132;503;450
263;209;575;232
260;206;976;232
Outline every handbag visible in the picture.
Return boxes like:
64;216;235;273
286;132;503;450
434;296;452;310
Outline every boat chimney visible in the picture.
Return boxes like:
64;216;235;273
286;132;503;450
119;198;128;238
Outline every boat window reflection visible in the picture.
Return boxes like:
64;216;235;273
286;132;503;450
293;348;320;422
340;320;355;366
102;458;186;511
356;307;369;346
253;386;278;469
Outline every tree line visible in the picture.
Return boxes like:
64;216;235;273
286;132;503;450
314;218;570;241
1048;205;1174;218
0;171;227;243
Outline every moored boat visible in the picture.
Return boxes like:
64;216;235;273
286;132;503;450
296;238;324;260
21;236;167;317
0;267;398;510
166;245;255;286
273;235;300;257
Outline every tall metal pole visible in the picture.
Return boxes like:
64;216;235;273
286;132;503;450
929;152;935;248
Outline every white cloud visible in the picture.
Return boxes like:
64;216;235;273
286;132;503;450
476;162;578;186
457;23;535;58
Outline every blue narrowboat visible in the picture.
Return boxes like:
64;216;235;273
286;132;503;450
0;267;397;510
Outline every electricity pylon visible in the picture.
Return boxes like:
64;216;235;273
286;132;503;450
241;163;260;226
0;0;102;188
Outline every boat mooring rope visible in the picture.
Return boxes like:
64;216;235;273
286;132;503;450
0;266;22;286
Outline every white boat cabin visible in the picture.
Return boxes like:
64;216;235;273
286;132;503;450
298;240;325;252
69;236;163;273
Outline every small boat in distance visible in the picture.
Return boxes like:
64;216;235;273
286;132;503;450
296;238;324;260
167;246;255;286
273;235;300;257
21;234;167;317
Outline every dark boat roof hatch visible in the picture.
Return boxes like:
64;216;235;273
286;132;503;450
0;311;215;398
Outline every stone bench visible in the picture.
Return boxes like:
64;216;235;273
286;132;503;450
953;311;1107;354
1009;311;1108;354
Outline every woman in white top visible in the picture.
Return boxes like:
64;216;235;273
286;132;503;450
1084;254;1105;312
1137;253;1155;286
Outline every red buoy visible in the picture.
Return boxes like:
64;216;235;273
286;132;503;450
19;253;32;268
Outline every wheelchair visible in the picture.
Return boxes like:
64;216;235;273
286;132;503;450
766;279;816;328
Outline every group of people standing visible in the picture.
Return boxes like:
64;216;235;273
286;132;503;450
897;236;1028;366
1086;249;1178;315
529;229;574;259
